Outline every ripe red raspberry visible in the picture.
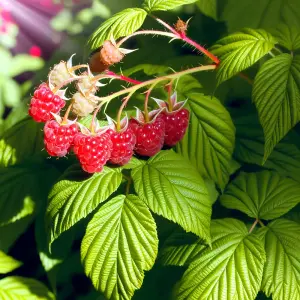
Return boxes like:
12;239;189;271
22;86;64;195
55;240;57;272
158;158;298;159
107;128;136;165
44;120;78;157
160;109;190;146
129;117;165;157
29;83;65;122
73;132;113;173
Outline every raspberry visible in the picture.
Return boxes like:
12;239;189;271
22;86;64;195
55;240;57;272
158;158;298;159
129;117;165;157
44;120;78;157
107;128;136;165
73;132;113;173
160;109;189;146
29;83;65;122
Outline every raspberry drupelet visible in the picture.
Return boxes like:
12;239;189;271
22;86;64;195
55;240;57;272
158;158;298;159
29;83;65;122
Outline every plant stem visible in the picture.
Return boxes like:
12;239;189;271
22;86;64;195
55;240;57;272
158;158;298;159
105;70;142;85
239;72;253;85
166;81;173;111
154;17;220;65
69;64;89;72
97;64;216;103
62;101;74;124
125;176;132;195
258;219;265;227
249;219;259;233
116;90;135;131
116;30;177;48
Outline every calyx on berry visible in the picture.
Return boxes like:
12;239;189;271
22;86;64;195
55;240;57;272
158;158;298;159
152;91;187;113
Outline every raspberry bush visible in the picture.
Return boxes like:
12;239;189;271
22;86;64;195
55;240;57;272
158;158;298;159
1;0;300;299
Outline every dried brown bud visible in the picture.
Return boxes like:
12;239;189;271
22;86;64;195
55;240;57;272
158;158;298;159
100;40;124;67
174;18;188;35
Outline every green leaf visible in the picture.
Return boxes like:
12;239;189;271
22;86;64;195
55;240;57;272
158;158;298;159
211;28;276;85
234;114;300;182
176;93;235;189
132;150;211;243
89;8;147;50
253;53;300;161
160;232;205;267
121;157;145;170
9;55;44;77
0;78;21;107
47;165;122;248
222;0;300;32
0;276;54;299
196;0;217;20
177;219;266;300
0;117;44;167
0;167;38;226
273;24;300;51
221;170;300;220
0;48;12;76
50;9;73;31
143;0;198;12
81;194;158;299
123;64;169;77
261;219;300;299
0;251;22;274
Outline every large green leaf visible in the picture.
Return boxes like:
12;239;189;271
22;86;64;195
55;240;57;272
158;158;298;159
81;194;158;300
132;150;211;243
88;8;147;50
176;93;235;189
234;114;300;182
211;28;276;85
47;165;122;248
143;0;198;12
221;171;300;220
261;219;300;299
222;0;300;32
253;54;300;161
0;251;22;274
177;219;266;300
196;0;217;20
0;78;21;108
273;24;300;51
0;117;44;167
0;276;54;299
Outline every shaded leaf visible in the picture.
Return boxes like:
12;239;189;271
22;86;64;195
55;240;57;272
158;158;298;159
143;0;198;12
0;251;22;274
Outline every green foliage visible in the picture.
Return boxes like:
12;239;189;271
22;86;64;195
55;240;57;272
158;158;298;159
196;0;217;20
132;150;212;243
46;165;122;248
0;276;55;299
81;194;158;299
274;24;300;51
253;53;300;161
176;93;235;189
0;251;22;274
143;0;198;12
261;219;300;299
211;28;277;85
88;8;147;50
221;0;300;31
221;171;300;220
176;219;266;300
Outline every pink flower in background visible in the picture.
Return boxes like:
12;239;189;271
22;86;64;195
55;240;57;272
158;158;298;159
0;6;15;33
29;45;42;57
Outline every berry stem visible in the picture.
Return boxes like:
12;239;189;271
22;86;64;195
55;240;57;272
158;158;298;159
97;64;216;103
52;76;86;93
258;219;265;227
69;64;89;72
116;90;135;131
144;89;152;123
116;30;177;48
166;81;174;112
62;101;74;124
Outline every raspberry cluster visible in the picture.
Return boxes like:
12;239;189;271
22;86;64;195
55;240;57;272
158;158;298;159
28;44;190;174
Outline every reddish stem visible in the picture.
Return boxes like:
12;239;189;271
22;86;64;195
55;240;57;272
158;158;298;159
116;96;131;131
105;70;142;85
166;81;173;112
182;35;220;65
144;88;153;123
62;101;74;125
